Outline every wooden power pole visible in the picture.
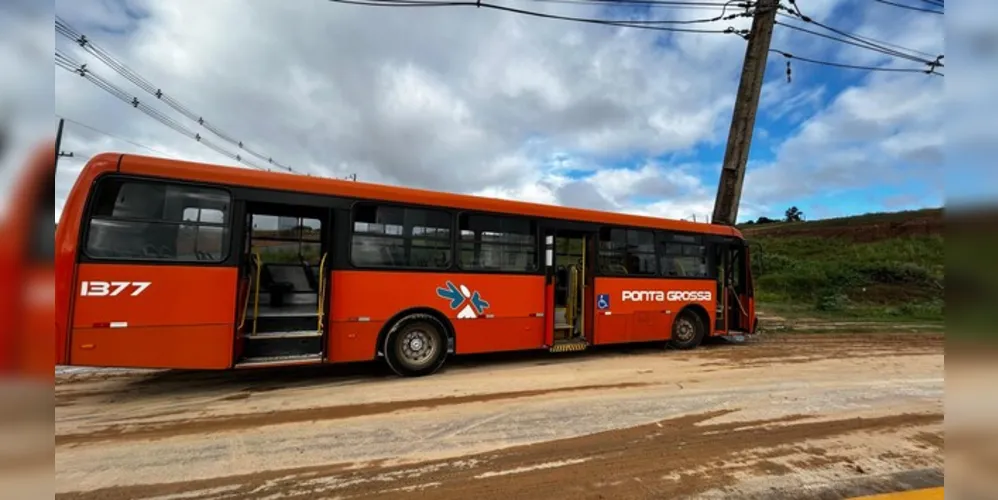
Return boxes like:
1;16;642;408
55;118;65;166
711;0;779;226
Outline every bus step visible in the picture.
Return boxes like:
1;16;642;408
252;315;322;333
245;330;321;340
235;353;323;368
549;340;588;353
554;323;572;330
249;304;321;319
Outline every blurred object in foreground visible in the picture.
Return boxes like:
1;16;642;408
946;204;998;347
0;136;55;500
945;0;998;494
0;139;55;380
946;204;998;500
0;1;56;497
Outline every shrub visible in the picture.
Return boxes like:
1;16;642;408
815;291;850;312
860;262;933;285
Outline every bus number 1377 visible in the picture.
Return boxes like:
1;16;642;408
80;281;151;297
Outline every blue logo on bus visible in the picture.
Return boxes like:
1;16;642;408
436;281;490;319
597;294;610;310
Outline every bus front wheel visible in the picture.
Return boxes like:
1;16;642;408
668;310;705;350
384;314;448;377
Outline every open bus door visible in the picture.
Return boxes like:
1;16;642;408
714;239;752;334
544;228;594;352
235;206;330;368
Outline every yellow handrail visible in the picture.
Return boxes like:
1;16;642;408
237;275;252;331
317;253;328;331
237;251;262;331
250;251;262;336
565;264;578;329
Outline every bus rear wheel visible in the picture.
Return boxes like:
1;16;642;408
668;309;705;350
384;314;448;377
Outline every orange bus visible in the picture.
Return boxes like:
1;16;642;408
55;152;757;377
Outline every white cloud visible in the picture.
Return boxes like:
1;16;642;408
41;0;947;224
743;70;944;204
0;1;55;217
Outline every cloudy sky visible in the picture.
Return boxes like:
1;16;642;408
35;0;957;221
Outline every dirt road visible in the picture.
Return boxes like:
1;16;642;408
55;333;944;499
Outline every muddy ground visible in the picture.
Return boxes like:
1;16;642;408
54;333;944;499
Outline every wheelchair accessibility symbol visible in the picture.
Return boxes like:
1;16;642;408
597;294;610;310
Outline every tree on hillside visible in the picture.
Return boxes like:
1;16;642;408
784;206;804;222
755;216;778;225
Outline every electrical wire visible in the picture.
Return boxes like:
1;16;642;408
529;0;738;8
57;115;181;159
775;19;935;66
777;1;942;76
55;16;295;173
56;50;272;171
776;21;942;71
327;0;750;34
871;0;943;15
770;49;943;77
778;8;938;59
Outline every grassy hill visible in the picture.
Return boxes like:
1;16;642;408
739;208;944;326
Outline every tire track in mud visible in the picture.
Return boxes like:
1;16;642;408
56;381;654;447
56;410;943;500
692;333;943;368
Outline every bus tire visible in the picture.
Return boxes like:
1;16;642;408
668;309;705;350
383;313;448;377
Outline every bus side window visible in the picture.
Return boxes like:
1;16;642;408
658;233;707;278
350;203;451;269
457;214;536;273
599;228;655;275
83;178;231;263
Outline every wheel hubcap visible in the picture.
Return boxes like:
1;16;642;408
399;328;436;367
676;318;695;342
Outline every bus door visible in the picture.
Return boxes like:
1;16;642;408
714;240;751;334
545;229;594;351
236;204;330;367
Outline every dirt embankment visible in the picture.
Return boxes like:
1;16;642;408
741;208;942;243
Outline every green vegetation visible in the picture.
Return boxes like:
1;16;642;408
743;208;944;325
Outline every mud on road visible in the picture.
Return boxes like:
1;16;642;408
55;333;944;499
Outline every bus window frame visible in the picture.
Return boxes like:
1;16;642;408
596;225;658;277
77;173;239;267
347;199;457;272
657;231;711;280
455;210;542;275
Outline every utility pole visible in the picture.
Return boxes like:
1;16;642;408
55;118;65;166
711;0;779;226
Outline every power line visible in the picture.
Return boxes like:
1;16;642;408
538;0;739;6
777;4;940;63
775;19;937;66
775;1;942;75
529;0;738;8
770;49;943;79
55;16;296;173
871;0;943;15
56;50;272;171
327;0;751;34
56;115;180;159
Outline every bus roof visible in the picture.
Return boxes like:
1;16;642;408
96;152;743;239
